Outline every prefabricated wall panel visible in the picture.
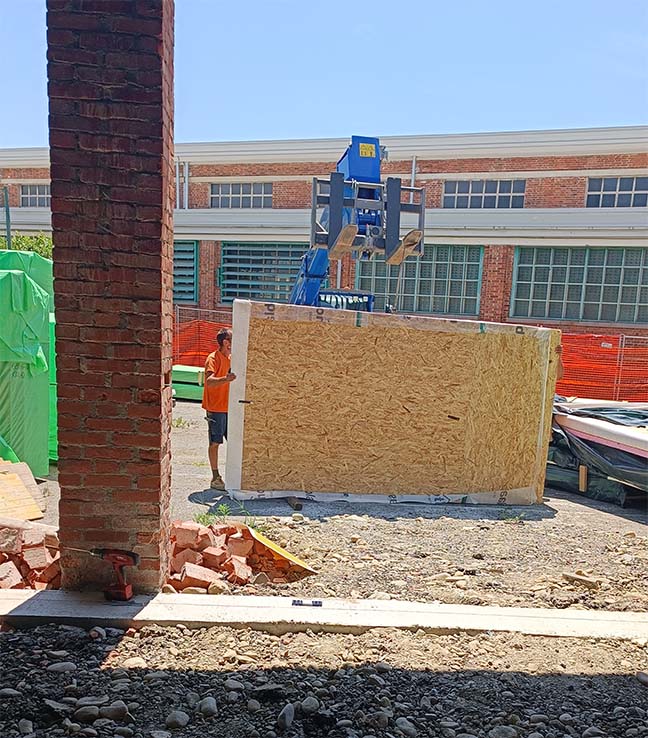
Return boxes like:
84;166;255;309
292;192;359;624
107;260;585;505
227;300;560;505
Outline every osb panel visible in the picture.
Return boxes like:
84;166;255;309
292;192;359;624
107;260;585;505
238;302;559;502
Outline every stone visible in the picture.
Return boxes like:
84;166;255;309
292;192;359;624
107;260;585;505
181;586;208;594
74;706;100;723
77;696;110;707
150;733;172;738
488;729;518;738
248;699;261;713
529;714;549;723
301;696;320;714
225;678;245;691
0;688;22;697
277;703;295;731
122;657;147;668
582;729;605;738
18;719;33;735
198;696;218;717
48;661;77;673
89;626;106;641
208;579;231;594
161;584;177;594
636;672;648;687
99;700;129;721
395;717;418;736
114;729;133;737
165;710;190;729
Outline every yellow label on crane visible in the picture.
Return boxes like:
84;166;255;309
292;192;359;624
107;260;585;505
359;143;376;158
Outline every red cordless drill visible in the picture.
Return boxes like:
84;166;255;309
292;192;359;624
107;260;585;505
65;547;140;601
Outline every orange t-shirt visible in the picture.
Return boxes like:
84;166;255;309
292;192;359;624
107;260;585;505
202;350;231;413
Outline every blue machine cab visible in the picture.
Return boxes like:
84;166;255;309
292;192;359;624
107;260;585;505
289;135;426;312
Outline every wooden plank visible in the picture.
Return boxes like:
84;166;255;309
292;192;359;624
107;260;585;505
578;464;588;493
0;461;47;512
0;470;43;521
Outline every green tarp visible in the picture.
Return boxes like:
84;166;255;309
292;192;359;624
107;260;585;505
0;270;50;373
0;250;54;311
0;269;51;476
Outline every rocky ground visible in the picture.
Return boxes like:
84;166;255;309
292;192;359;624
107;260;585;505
235;507;648;612
1;622;647;738
41;401;647;611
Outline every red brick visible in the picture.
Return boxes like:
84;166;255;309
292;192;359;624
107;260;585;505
227;536;254;558
178;562;223;589
170;547;203;574
223;556;253;585
201;546;228;568
0;561;23;589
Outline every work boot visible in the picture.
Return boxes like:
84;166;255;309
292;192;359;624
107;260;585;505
210;471;225;490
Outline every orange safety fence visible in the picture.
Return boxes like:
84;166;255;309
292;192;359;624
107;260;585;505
557;333;648;402
173;318;231;367
172;311;648;403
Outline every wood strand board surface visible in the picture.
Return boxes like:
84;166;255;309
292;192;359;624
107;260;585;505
0;470;43;521
0;461;47;513
236;302;560;503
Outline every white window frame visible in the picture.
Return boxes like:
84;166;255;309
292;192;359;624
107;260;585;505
210;182;272;209
443;179;525;209
586;176;648;208
20;184;51;207
356;245;482;316
511;247;648;324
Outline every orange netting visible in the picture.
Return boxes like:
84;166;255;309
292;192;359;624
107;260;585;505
557;333;648;402
172;318;231;367
173;316;648;403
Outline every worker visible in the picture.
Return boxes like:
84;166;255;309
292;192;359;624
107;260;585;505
202;327;236;490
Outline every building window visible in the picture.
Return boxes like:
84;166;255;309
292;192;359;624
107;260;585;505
443;180;525;209
586;177;648;207
210;182;272;208
356;245;482;315
220;242;307;302
512;247;648;323
20;184;50;207
173;241;198;303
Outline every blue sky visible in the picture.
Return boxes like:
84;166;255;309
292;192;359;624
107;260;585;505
0;0;646;146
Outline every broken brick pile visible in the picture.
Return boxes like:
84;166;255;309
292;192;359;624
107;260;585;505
166;521;312;593
0;521;60;591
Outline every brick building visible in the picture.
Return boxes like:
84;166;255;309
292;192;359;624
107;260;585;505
2;125;647;335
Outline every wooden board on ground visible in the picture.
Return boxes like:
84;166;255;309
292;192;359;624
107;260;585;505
227;300;561;505
0;469;43;521
0;461;47;512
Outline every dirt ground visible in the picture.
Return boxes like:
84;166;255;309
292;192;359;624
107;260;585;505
43;400;647;611
1;621;647;738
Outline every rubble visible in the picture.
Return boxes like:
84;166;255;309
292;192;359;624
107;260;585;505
167;520;314;592
0;518;60;590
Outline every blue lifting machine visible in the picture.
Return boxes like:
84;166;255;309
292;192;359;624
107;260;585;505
289;136;426;312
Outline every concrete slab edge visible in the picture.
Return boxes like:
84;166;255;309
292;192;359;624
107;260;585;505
1;590;647;641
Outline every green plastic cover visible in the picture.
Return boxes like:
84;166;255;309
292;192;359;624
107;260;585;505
0;270;50;373
172;364;204;385
172;382;204;402
0;433;20;463
0;270;51;476
0;250;54;311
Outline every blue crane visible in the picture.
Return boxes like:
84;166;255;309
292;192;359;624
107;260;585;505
289;136;426;312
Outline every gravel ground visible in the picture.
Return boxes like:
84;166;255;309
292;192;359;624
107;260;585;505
1;622;647;738
41;401;647;611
